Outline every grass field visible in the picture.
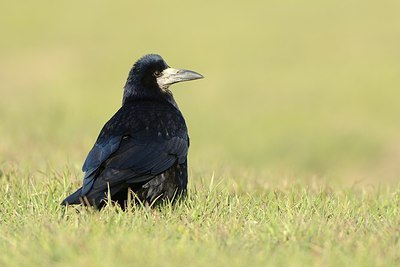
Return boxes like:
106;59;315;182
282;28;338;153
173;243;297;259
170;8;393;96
1;1;400;266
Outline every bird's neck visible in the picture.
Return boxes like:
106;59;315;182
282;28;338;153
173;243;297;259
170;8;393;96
122;84;178;108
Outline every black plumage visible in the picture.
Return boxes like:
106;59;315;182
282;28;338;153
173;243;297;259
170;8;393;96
62;54;203;209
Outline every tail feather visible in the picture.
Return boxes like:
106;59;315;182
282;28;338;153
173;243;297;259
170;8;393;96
61;187;83;206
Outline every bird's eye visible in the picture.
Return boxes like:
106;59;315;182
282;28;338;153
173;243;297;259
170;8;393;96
154;71;161;77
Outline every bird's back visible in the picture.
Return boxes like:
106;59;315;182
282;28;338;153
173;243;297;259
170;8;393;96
63;100;189;208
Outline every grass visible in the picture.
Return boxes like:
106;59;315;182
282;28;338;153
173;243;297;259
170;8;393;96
1;166;399;267
1;0;400;266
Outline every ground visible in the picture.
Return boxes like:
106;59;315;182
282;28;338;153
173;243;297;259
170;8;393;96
1;168;399;266
1;1;400;266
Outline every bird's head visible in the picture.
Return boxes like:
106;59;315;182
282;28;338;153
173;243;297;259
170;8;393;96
123;54;203;104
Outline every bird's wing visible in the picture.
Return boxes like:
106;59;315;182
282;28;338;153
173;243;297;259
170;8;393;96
82;133;188;197
80;135;122;195
105;133;188;173
79;104;188;196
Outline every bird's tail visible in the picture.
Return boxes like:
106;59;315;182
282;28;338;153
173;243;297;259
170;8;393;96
61;187;83;206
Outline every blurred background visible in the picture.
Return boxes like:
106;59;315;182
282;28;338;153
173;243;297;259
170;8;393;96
1;0;399;186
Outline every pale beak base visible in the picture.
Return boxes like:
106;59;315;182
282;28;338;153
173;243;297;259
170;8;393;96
157;68;204;89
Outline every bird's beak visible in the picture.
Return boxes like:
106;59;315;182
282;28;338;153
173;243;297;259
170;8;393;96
157;68;204;89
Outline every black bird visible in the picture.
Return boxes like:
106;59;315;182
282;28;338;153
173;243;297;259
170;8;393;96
62;54;203;209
